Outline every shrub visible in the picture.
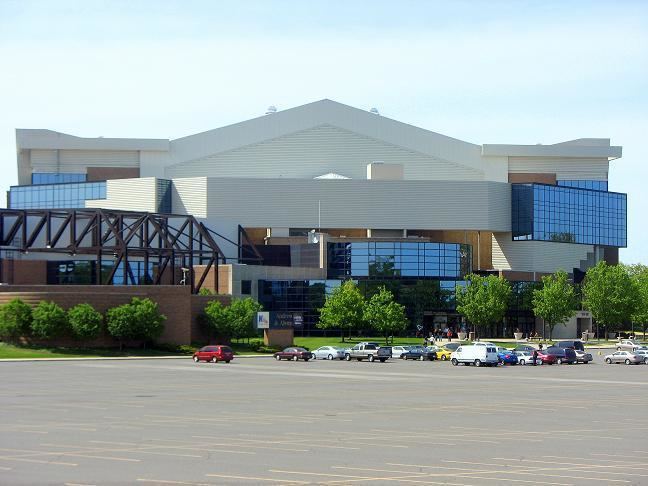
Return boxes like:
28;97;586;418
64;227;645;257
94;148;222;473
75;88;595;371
106;298;166;349
68;303;103;340
31;301;69;339
0;299;33;341
198;288;214;296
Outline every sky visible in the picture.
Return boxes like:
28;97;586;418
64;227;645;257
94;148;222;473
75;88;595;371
1;0;647;262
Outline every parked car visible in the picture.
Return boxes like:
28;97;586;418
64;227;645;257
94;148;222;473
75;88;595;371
616;340;644;352
429;346;453;361
390;345;412;358
193;345;234;363
450;344;499;367
344;343;390;362
443;342;461;352
497;347;519;365
633;349;648;364
274;347;312;361
574;349;593;364
513;350;542;366
556;340;585;352
604;350;643;365
543;346;577;364
514;344;537;353
402;346;437;361
535;349;557;365
311;346;345;360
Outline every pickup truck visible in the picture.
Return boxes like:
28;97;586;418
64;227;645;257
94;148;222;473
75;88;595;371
344;343;390;362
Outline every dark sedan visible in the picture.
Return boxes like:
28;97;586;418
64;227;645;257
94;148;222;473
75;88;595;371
273;347;312;361
574;349;593;364
402;346;438;361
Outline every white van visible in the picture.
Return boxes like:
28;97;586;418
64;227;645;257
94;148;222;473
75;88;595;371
451;344;499;367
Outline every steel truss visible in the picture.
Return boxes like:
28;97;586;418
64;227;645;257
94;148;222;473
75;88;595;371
0;209;263;293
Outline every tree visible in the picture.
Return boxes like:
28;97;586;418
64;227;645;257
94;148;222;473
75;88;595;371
455;274;511;339
106;298;166;349
627;264;648;338
68;303;104;340
0;299;32;341
317;280;365;341
583;261;637;334
203;300;233;341
363;287;408;343
532;270;577;340
228;298;262;341
31;301;69;340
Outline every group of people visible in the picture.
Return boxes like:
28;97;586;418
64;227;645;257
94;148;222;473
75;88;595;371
423;327;455;346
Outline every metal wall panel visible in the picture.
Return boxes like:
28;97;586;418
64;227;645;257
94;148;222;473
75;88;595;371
84;177;158;212
165;125;484;181
200;178;510;231
172;177;207;218
491;232;594;273
508;157;609;180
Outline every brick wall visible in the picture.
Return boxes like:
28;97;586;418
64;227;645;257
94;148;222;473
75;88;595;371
0;285;210;345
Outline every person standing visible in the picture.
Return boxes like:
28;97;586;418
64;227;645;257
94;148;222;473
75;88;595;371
532;347;538;366
447;328;453;342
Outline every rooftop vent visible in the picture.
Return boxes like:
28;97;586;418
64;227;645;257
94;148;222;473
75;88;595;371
265;105;277;115
369;107;380;115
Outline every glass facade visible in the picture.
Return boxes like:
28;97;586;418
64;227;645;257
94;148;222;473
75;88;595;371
512;183;627;247
557;180;608;191
9;181;107;209
46;260;154;285
32;173;86;184
327;241;471;279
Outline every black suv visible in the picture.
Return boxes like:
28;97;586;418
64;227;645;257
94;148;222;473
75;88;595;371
556;340;585;352
545;346;577;364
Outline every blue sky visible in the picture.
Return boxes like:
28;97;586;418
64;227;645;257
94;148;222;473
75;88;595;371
1;0;646;262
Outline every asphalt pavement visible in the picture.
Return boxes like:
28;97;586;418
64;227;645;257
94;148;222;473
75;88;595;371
1;353;647;485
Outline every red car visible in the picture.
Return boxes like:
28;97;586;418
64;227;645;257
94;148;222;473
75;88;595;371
193;345;234;363
536;350;557;365
273;347;312;361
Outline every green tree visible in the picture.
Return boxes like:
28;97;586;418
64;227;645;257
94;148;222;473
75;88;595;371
203;300;233;341
317;280;365;341
363;287;408;343
455;274;511;339
627;264;648;338
0;298;33;341
228;298;262;341
31;301;69;340
532;270;577;340
68;303;104;341
583;261;637;334
106;298;166;349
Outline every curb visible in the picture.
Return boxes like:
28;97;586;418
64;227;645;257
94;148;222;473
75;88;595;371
0;354;273;363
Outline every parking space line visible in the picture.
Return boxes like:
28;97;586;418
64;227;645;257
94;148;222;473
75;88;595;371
0;455;78;466
205;473;309;483
137;479;215;485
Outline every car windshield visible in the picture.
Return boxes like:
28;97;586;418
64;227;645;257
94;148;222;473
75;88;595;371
220;347;232;353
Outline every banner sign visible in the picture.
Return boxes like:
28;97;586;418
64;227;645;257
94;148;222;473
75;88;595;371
256;311;304;329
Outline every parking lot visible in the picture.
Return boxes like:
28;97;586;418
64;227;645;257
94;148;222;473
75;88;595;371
1;353;647;485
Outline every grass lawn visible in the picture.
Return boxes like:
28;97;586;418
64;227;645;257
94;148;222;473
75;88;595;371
0;343;190;360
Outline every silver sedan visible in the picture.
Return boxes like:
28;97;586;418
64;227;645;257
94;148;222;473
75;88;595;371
604;351;644;365
311;346;346;360
633;349;648;364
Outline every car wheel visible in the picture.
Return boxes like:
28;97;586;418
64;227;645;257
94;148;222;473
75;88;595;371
304;358;309;362
625;359;631;365
451;358;458;366
293;355;298;361
645;358;648;364
225;360;230;363
419;355;424;361
557;358;563;364
605;358;612;364
368;355;375;362
211;357;218;363
475;359;482;367
193;356;199;362
311;354;316;360
519;359;525;365
345;354;351;361
379;358;386;363
275;355;281;361
441;355;447;361
328;354;333;360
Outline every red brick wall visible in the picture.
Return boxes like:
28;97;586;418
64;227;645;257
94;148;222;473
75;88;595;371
0;285;197;345
1;259;47;285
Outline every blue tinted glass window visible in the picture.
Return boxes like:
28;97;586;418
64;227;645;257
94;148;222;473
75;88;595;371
9;181;107;209
31;173;86;185
512;183;626;247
